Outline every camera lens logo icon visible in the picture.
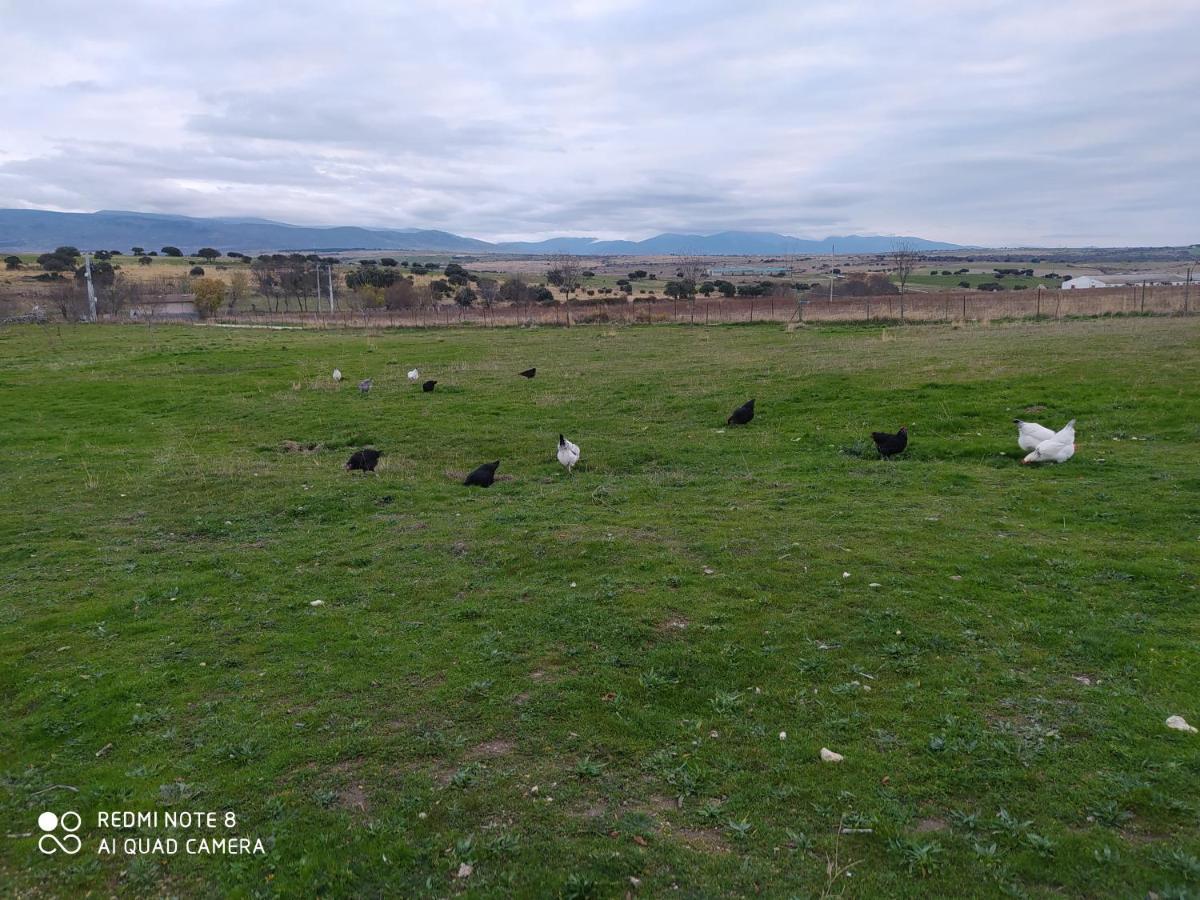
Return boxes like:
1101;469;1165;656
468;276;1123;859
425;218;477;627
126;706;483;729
38;811;82;855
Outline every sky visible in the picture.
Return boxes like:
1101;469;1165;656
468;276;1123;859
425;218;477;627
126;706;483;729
1;0;1198;246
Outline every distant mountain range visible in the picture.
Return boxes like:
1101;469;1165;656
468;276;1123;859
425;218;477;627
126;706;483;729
0;208;963;255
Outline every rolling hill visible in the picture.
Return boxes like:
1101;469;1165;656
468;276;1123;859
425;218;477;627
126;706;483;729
0;208;962;255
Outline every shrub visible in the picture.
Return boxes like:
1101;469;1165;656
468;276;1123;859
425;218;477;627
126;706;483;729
192;277;227;316
345;267;399;290
189;266;205;276
4;255;21;270
161;246;183;257
498;276;528;304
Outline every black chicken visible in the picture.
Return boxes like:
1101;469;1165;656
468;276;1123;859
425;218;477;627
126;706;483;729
345;448;383;472
519;368;537;378
871;426;908;458
464;460;501;487
422;380;437;392
727;399;755;426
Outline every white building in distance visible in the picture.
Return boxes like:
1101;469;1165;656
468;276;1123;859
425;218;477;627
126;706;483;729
1061;276;1109;289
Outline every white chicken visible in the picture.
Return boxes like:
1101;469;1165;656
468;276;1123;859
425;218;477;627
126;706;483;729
1013;418;1054;452
1022;419;1076;464
407;368;420;382
332;368;343;382
557;434;580;474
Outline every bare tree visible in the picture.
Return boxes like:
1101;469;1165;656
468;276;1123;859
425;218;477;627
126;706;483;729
476;277;500;308
890;239;920;319
251;260;281;312
546;255;583;325
227;271;249;310
677;256;707;283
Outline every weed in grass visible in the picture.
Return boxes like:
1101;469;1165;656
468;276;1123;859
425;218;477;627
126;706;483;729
786;829;814;851
572;756;605;778
949;809;979;832
1087;799;1134;828
1093;845;1120;864
888;836;945;877
449;763;483;789
561;872;603;900
725;818;753;840
710;689;743;715
1023;832;1056;855
1156;848;1200;881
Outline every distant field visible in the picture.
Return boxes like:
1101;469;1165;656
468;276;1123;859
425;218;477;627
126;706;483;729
904;272;1065;292
1;318;1198;897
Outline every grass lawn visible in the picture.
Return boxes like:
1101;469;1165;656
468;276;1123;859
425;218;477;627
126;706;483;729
1;318;1198;897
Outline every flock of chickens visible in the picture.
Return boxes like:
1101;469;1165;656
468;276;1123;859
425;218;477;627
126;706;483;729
333;366;1076;482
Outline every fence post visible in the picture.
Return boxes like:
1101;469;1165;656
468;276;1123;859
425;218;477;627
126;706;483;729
1141;281;1146;313
750;299;754;322
1036;288;1041;320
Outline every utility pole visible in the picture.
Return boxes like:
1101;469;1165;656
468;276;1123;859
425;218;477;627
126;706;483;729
829;243;835;303
84;252;97;322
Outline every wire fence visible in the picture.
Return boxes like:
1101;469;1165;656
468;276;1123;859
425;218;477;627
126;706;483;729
111;283;1197;328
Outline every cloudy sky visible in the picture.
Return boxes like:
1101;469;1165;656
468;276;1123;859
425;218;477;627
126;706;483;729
1;0;1197;245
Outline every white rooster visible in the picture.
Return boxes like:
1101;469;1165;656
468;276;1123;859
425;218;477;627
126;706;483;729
1022;419;1076;464
1013;418;1054;452
557;434;580;474
407;368;420;382
332;368;343;383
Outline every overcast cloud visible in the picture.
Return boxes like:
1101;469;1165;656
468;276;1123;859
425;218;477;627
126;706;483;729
1;0;1197;245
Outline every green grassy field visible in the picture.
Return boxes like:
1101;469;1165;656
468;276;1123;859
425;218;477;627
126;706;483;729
903;273;1064;292
1;319;1198;898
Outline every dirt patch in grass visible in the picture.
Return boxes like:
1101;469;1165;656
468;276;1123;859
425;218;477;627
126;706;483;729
337;783;369;812
915;817;948;833
656;616;690;633
672;827;731;853
470;739;515;759
1120;826;1172;845
279;440;323;453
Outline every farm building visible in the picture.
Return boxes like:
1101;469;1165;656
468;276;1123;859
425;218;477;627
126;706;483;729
1061;276;1109;289
127;294;198;319
1063;273;1189;289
